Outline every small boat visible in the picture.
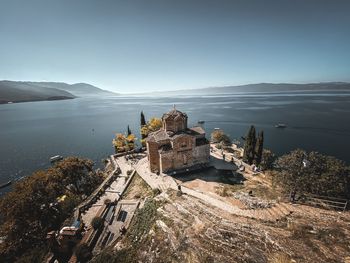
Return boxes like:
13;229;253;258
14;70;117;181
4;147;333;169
0;180;12;189
198;120;205;124
275;123;287;128
50;155;63;163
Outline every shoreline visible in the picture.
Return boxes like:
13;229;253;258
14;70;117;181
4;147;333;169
0;96;75;105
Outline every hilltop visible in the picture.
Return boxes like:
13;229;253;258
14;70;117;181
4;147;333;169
144;82;350;95
0;81;117;104
0;80;75;104
29;82;117;96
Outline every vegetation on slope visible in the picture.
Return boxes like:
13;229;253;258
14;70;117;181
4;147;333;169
0;157;104;262
0;80;75;104
274;149;350;198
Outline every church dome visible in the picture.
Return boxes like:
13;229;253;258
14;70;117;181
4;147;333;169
162;107;188;132
162;107;187;120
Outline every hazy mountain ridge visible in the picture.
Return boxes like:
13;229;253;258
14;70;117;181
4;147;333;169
0;81;75;104
0;81;117;104
29;81;117;96
146;82;350;95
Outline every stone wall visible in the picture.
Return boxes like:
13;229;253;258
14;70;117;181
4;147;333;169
147;141;160;172
193;144;210;164
159;151;174;173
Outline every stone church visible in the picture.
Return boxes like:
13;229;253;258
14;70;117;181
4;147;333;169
146;107;210;173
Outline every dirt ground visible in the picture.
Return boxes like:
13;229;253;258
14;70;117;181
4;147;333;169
125;190;350;263
91;149;350;263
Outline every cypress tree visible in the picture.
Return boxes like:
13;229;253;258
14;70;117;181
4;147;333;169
255;131;264;165
127;125;132;136
141;111;146;126
140;111;146;139
243;125;256;164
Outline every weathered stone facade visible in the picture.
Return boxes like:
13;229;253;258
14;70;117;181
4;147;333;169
146;108;210;173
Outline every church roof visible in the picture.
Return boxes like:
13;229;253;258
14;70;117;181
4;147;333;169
146;129;169;142
162;108;187;120
189;126;205;135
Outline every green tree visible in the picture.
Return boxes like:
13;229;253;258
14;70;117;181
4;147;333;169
141;111;146;127
260;149;276;170
243;125;256;164
275;149;350;198
140;111;147;139
255;131;264;165
127;125;132;136
140;117;162;146
0;157;102;262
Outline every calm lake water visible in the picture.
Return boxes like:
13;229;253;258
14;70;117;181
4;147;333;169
1;91;350;194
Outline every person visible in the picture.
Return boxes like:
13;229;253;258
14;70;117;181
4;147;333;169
119;225;126;235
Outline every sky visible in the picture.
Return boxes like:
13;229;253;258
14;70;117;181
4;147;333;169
0;0;350;93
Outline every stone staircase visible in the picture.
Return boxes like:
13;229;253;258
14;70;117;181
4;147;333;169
134;156;294;222
246;202;294;222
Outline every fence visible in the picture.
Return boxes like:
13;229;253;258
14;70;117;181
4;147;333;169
301;194;348;211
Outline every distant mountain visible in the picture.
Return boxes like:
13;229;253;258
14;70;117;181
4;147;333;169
0;81;118;104
0;81;75;104
29;82;117;96
147;82;350;95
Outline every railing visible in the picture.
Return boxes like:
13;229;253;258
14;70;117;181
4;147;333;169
302;194;348;211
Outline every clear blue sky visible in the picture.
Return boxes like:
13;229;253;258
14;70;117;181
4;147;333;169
0;0;350;93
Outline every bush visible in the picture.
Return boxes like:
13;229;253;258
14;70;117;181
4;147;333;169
152;188;161;196
104;199;112;205
211;130;231;145
91;216;104;230
127;199;158;243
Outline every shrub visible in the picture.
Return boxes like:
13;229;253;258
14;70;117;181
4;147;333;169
127;199;158;243
104;199;112;205
152;188;161;196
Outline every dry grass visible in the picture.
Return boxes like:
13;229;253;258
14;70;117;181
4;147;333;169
268;253;292;263
122;173;152;199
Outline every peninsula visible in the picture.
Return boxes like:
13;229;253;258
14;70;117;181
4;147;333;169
1;108;348;263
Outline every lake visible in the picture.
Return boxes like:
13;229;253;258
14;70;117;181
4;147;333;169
1;91;350;194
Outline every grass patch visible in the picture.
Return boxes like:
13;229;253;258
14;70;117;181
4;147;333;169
316;224;349;248
268;253;292;263
216;184;244;197
246;182;281;200
126;199;159;244
122;173;152;199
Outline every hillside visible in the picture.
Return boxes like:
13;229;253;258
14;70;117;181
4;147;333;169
147;82;350;95
0;81;75;104
30;82;117;96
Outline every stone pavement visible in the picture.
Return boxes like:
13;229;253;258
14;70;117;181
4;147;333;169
81;155;136;227
132;155;294;222
134;157;178;191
